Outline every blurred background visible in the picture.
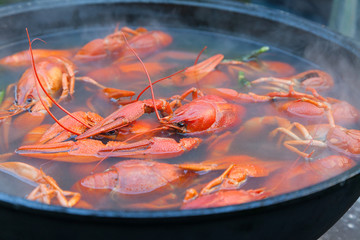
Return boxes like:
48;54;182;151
253;0;360;41
234;0;360;43
0;0;359;239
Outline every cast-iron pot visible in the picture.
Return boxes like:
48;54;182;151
0;1;360;240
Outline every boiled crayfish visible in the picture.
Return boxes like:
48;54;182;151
0;25;359;212
74;26;172;63
0;48;78;68
0;162;83;207
0;29;137;149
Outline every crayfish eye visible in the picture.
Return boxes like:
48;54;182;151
107;130;116;135
177;122;186;128
26;97;33;104
299;72;319;82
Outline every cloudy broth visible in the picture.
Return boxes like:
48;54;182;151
0;27;358;210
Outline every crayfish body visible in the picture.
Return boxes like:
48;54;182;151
166;95;245;135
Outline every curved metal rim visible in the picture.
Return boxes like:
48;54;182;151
1;165;359;219
0;0;360;220
2;0;360;57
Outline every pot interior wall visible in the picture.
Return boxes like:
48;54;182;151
1;1;359;96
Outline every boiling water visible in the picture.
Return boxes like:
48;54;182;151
0;27;358;210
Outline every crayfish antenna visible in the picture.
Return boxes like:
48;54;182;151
0;109;23;119
120;32;162;121
135;46;207;101
193;46;207;91
136;66;190;101
91;33;167;171
194;46;207;65
26;28;89;135
91;151;113;174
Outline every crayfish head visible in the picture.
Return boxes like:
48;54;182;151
14;67;45;111
327;126;360;157
15;83;36;109
15;94;36;111
166;103;216;134
294;69;334;91
162;120;188;134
